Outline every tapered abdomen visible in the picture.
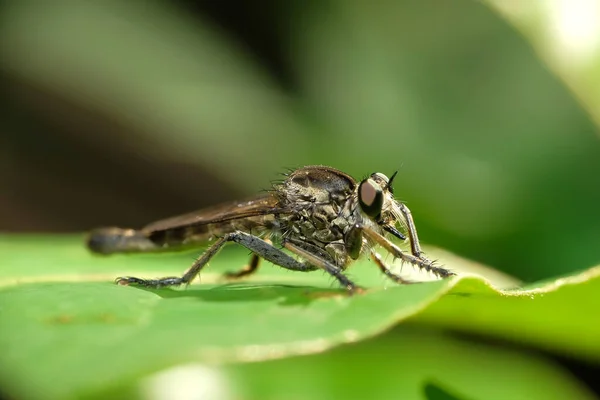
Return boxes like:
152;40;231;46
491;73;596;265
87;228;158;254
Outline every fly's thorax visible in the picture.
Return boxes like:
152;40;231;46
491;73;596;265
282;165;356;203
275;166;357;246
284;200;346;243
274;165;400;267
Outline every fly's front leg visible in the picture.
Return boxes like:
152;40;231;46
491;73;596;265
116;231;317;288
343;224;414;284
361;225;455;278
370;250;414;284
397;202;428;260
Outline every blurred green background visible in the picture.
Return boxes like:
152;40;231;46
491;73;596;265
2;1;600;399
2;1;600;282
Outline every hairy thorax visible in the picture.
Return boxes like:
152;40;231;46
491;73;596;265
274;166;361;267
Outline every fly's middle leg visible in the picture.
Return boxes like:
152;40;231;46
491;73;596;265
283;239;363;294
116;231;317;289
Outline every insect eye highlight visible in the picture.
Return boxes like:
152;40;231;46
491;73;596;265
358;178;384;218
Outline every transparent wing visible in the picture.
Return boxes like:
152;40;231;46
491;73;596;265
141;193;285;234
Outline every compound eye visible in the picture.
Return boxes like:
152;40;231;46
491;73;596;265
358;178;384;218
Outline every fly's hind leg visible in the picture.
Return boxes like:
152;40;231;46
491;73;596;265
116;231;317;289
223;239;272;280
223;253;261;280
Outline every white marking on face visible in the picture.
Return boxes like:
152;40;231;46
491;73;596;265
373;172;389;182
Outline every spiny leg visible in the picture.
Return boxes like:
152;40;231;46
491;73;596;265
284;237;339;266
344;224;418;284
283;240;362;294
116;235;229;288
116;231;317;288
370;250;414;284
361;226;455;278
396;202;426;258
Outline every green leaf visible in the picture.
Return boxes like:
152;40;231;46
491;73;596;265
414;266;600;361
0;235;598;399
95;330;597;400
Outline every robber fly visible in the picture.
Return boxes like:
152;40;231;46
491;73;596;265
87;165;454;293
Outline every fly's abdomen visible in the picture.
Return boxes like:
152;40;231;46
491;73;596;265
87;225;204;254
87;216;276;254
87;227;159;254
145;217;273;248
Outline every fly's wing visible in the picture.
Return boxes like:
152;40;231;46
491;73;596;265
141;192;285;235
88;192;287;254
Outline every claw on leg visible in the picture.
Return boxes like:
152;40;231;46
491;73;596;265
115;276;183;288
348;286;366;295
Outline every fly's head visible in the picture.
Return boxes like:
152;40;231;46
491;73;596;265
356;171;408;240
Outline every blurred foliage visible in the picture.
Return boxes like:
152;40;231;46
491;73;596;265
1;0;600;398
485;0;600;128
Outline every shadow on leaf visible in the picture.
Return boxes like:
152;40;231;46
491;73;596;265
424;381;474;400
133;282;349;307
